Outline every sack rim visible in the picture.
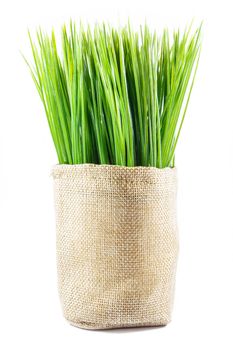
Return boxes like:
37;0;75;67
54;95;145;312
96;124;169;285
52;163;176;171
51;164;177;182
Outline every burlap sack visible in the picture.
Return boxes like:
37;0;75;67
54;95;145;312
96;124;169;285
52;164;178;330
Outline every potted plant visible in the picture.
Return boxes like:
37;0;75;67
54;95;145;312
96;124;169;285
27;22;201;329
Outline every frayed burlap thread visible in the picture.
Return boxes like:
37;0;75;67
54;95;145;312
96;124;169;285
52;164;179;330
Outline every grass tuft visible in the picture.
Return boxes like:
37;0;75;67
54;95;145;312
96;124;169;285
26;22;201;167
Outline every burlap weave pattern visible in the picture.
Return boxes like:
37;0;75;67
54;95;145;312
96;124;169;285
52;164;178;330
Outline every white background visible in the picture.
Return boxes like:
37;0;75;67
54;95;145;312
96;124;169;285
0;0;233;349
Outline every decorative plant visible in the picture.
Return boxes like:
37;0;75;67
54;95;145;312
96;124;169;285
27;22;201;168
26;22;202;330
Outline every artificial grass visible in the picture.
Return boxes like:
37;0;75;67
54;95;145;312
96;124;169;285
27;22;201;167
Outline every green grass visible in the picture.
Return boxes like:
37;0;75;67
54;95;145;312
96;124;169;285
26;22;201;167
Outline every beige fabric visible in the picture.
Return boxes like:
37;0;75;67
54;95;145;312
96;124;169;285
52;164;179;330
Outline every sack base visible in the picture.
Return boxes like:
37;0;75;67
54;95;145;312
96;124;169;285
68;319;170;330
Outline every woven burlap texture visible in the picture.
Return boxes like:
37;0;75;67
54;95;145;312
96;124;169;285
52;164;179;330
